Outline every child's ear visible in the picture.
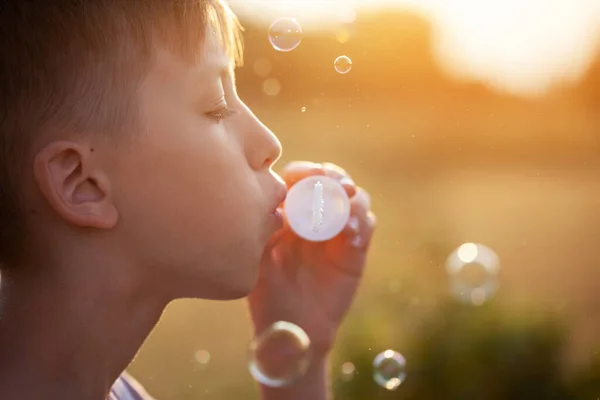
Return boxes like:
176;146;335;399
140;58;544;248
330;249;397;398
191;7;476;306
33;141;118;229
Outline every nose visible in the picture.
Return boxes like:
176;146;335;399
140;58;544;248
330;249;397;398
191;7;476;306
242;107;282;171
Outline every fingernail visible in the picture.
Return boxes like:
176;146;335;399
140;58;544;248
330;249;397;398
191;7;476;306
351;235;364;248
288;161;323;171
347;216;360;233
340;177;355;187
354;190;372;210
304;161;323;170
367;211;377;226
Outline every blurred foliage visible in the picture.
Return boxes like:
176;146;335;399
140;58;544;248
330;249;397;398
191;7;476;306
333;303;600;400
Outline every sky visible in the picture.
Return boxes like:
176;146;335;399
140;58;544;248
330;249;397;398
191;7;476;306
228;0;600;96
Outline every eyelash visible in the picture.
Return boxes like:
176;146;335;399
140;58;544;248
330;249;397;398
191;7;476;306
207;106;237;123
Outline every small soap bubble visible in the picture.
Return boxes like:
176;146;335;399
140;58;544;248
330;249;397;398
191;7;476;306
268;18;303;52
248;321;311;388
373;350;406;391
301;106;306;112
284;175;350;242
446;243;500;306
341;362;356;381
334;56;352;74
194;349;211;365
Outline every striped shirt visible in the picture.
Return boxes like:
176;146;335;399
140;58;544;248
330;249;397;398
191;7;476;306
109;372;154;400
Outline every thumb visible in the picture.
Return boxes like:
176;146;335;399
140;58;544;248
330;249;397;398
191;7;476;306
257;234;287;286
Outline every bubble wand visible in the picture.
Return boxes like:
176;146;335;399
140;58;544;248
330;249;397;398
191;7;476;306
284;175;350;242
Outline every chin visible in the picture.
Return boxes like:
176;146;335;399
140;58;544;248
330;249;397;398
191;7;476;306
220;285;255;300
196;277;258;300
181;263;261;301
218;268;261;300
168;279;257;301
166;245;263;300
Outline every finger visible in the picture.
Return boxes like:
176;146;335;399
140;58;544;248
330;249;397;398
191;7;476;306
327;208;376;278
340;178;356;198
260;217;298;269
260;228;289;272
347;212;376;249
264;227;287;251
348;210;376;250
259;231;301;285
322;162;350;180
345;188;375;250
322;162;356;198
350;186;371;210
258;244;284;286
342;215;360;236
342;186;371;236
280;161;325;187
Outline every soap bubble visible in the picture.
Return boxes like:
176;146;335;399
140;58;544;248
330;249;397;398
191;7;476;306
194;349;211;365
194;349;211;371
268;18;303;52
284;175;350;242
446;242;500;306
334;56;353;74
341;362;356;381
248;321;311;388
373;350;406;390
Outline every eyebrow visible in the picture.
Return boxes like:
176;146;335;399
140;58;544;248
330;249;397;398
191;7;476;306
194;60;236;101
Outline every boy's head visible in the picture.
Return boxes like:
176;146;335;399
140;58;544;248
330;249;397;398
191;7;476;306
0;1;285;300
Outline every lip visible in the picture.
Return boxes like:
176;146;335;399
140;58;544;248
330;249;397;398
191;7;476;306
267;183;287;231
270;207;284;229
271;183;288;212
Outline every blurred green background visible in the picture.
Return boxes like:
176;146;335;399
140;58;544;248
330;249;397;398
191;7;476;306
129;3;600;399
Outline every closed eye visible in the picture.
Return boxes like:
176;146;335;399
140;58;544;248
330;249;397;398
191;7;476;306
207;105;237;123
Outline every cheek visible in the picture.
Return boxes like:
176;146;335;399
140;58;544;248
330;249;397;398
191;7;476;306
112;129;263;258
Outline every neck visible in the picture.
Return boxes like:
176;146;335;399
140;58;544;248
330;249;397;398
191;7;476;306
0;259;166;400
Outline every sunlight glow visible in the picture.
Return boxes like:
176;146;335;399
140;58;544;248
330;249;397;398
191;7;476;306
228;0;600;96
430;0;600;95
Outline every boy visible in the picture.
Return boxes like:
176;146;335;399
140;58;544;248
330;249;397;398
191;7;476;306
0;1;376;399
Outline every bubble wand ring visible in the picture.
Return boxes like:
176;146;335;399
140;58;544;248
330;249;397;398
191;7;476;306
284;175;350;242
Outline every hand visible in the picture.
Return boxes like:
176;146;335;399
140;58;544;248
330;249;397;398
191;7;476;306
248;161;376;355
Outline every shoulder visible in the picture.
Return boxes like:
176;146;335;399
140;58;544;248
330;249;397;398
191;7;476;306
111;371;156;400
